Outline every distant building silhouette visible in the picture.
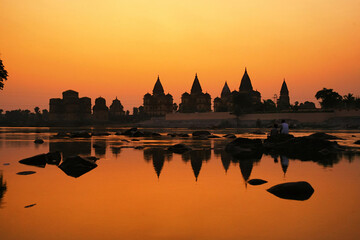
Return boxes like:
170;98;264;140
277;79;290;110
236;68;261;104
109;97;125;120
49;90;91;124
179;73;211;113
215;68;261;113
93;97;109;122
214;81;233;112
143;76;173;116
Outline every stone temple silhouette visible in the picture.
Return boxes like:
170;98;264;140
143;76;173;116
214;68;261;112
277;79;290;110
49;90;91;124
179;73;211;113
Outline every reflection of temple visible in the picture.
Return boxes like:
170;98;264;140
49;90;91;123
111;146;122;158
220;151;232;173
214;82;233;112
93;140;107;157
239;159;254;186
93;97;109;122
143;76;173;116
143;148;173;178
191;157;202;181
49;140;91;159
277;79;290;110
179;74;211;113
189;149;211;181
0;173;7;208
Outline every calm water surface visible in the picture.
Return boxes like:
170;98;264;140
0;128;360;240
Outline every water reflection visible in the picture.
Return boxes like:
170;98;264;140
143;148;173;178
93;140;107;157
280;156;289;176
0;172;7;208
110;146;122;158
49;140;91;158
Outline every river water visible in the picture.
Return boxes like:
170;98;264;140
0;127;360;240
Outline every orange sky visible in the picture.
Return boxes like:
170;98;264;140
0;0;359;111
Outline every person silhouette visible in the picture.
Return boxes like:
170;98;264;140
280;120;289;134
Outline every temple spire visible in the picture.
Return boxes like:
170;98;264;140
221;81;231;98
239;67;253;92
280;79;289;95
191;73;203;94
153;75;164;95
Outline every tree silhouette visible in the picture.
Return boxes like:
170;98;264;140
343;93;356;109
315;88;342;109
0;58;8;90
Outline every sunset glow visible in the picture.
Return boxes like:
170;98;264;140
1;0;359;111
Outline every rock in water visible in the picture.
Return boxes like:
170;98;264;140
17;171;36;175
45;151;61;165
59;155;97;178
24;204;37;208
223;134;236;139
225;138;263;158
168;144;192;154
248;179;268;185
192;131;211;137
308;132;342;140
267;181;314;201
19;151;61;167
19;154;47;168
34;139;44;144
354;140;360;145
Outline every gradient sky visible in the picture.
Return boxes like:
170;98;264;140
0;0;359;111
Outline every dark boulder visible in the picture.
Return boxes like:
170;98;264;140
264;136;342;160
91;132;111;136
264;134;295;143
179;133;190;138
45;151;62;165
16;171;36;175
225;138;263;158
308;132;342;140
208;135;221;138
34;139;44;144
19;151;62;167
248;179;268;185
223;134;236;139
132;131;145;137
151;133;162;137
251;130;266;135
354;140;360;145
167;133;177;137
192;131;211;137
24;204;37;208
168;144;192;154
70;131;91;138
59;155;98;178
267;181;314;201
122;128;138;136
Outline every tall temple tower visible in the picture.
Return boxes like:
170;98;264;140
143;76;173;116
214;81;233;112
180;73;211;113
277;79;290;110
